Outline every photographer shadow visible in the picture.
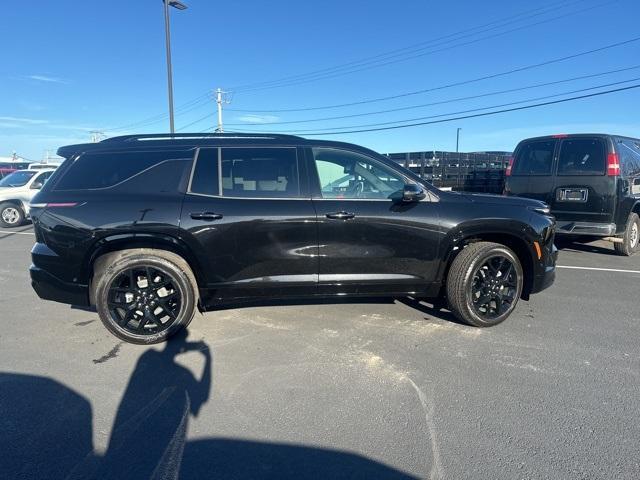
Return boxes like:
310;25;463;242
1;328;418;479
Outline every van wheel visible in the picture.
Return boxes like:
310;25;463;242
94;249;198;344
446;242;523;327
0;202;25;228
614;213;639;256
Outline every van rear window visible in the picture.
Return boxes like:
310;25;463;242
558;139;605;176
513;140;555;175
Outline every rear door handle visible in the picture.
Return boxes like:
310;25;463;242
326;211;355;220
190;212;223;221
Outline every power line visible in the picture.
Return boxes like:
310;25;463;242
224;65;640;127
229;0;616;94
220;81;640;135
227;34;640;113
229;0;587;93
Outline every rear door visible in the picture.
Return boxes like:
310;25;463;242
550;137;615;224
179;146;318;301
507;138;557;205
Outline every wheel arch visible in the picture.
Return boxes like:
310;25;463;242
438;223;537;300
84;233;205;304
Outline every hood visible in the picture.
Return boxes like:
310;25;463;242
0;186;28;196
460;192;547;209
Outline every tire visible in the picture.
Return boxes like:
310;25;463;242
446;242;524;327
0;202;25;228
614;213;639;256
93;249;198;344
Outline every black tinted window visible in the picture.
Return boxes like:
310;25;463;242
558;139;605;176
513;140;555;175
190;148;219;196
221;148;299;198
54;150;191;190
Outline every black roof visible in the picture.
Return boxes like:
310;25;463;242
56;132;386;160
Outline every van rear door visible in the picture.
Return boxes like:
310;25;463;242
506;138;557;205
550;137;615;225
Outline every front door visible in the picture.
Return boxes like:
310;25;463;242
308;147;440;296
180;146;318;303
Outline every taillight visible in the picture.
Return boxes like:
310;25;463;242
30;202;79;208
505;157;514;176
607;153;620;176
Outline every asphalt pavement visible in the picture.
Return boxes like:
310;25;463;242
0;226;639;479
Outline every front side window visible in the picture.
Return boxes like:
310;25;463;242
513;140;555;176
557;138;606;176
0;170;37;188
221;148;299;198
313;148;405;199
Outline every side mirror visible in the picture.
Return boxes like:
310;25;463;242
31;181;44;190
402;184;426;202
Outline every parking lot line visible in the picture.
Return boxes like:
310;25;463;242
0;231;34;235
557;265;640;274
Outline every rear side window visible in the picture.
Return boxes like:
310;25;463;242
557;138;605;176
513;140;555;175
54;150;191;190
221;148;299;198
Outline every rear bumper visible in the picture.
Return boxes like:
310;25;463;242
555;221;616;236
30;265;90;306
531;243;558;294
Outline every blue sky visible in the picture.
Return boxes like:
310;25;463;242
2;0;640;160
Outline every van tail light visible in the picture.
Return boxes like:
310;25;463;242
607;153;620;176
505;157;514;176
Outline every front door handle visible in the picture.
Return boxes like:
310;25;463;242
190;212;223;221
326;211;355;220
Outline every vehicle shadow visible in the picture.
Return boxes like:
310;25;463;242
554;237;617;256
209;295;466;327
0;328;418;480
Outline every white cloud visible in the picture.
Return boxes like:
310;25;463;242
0;116;49;125
26;74;68;84
236;114;280;124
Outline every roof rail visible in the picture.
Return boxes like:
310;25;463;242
100;132;304;143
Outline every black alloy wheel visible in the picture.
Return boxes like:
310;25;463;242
470;255;519;320
107;266;182;335
446;241;523;327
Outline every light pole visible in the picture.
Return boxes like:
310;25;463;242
163;0;188;134
456;127;462;153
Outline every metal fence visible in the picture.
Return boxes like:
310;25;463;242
385;151;511;194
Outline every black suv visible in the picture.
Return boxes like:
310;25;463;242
504;134;640;255
30;133;557;344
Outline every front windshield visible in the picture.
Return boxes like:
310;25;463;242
0;170;37;188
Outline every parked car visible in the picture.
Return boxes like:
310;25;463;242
504;134;640;255
28;163;60;171
30;133;557;344
0;169;56;227
0;167;17;179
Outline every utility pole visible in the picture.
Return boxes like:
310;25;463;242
90;131;105;143
456;127;462;153
215;88;231;133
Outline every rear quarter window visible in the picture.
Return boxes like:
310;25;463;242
53;150;193;190
557;138;605;176
513;140;555;175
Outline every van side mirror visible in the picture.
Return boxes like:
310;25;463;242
31;181;44;190
402;184;426;202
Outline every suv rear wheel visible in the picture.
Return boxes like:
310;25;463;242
446;242;523;327
614;212;639;256
0;202;25;228
93;249;198;344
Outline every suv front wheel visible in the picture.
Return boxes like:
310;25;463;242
614;212;639;256
446;242;524;327
93;249;198;344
